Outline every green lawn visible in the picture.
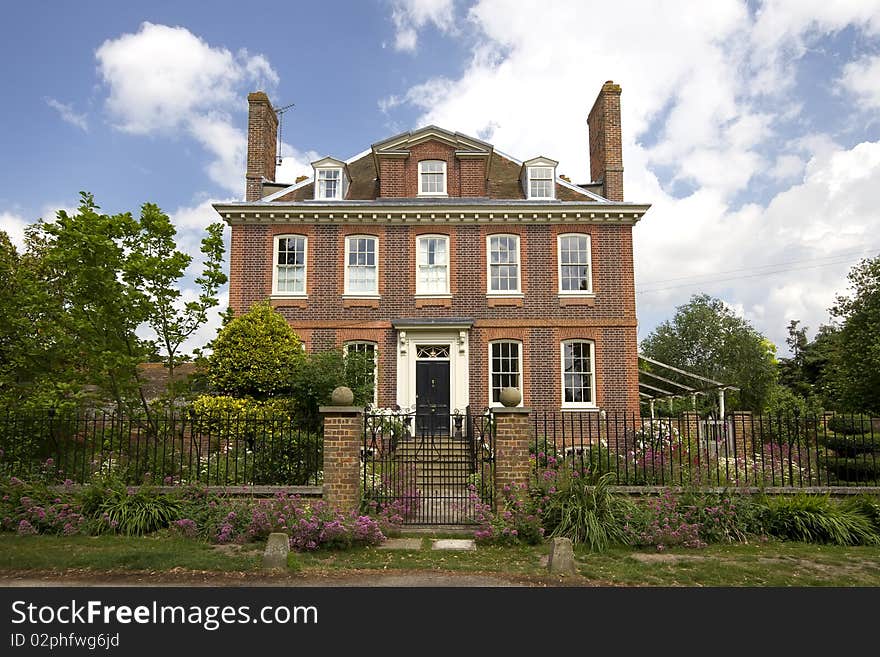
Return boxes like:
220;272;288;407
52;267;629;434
2;534;880;586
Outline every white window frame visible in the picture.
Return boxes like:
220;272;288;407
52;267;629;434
527;165;555;200
418;160;447;196
488;340;523;407
560;340;596;409
486;234;522;295
343;235;379;297
272;234;308;297
415;234;451;296
557;233;594;295
315;167;343;200
344;341;379;406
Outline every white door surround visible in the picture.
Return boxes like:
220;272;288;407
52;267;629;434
393;320;471;412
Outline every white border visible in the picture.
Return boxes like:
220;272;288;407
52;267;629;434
557;233;594;295
343;234;380;297
488;339;523;407
560;339;597;409
418;159;448;196
415;234;450;295
271;234;308;297
486;233;521;295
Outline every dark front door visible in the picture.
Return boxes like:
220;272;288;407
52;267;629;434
415;360;450;434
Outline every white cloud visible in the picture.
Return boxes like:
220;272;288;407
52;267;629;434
381;0;880;353
45;98;88;131
389;0;456;52
769;154;805;181
0;212;28;250
839;54;880;109
96;22;279;196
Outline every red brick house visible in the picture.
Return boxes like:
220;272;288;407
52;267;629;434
213;81;649;418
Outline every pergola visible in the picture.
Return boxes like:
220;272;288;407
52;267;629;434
638;354;739;419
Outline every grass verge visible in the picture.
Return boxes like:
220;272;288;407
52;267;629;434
2;535;880;586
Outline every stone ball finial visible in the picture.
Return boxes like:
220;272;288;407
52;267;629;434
499;387;522;407
330;386;354;406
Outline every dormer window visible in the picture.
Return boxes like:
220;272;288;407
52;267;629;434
317;169;340;199
312;157;349;200
522;157;558;200
419;160;447;196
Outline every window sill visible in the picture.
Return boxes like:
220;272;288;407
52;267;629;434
560;406;599;412
270;296;307;309
558;293;596;307
417;193;448;198
414;293;452;299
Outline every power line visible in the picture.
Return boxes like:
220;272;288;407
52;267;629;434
637;246;880;289
636;250;877;295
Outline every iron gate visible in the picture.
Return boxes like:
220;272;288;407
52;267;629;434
362;407;495;525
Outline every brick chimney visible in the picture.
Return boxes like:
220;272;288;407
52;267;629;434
587;80;623;202
245;91;278;201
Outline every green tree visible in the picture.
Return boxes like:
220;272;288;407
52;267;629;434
207;301;305;398
1;193;227;414
640;294;777;412
830;256;880;413
25;193;151;412
124;203;227;398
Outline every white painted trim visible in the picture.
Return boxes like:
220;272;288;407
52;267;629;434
488;339;524;408
485;233;521;295
343;234;379;296
415;234;450;295
560;339;597;409
557;233;593;294
525;164;556;200
556;178;609;202
215;202;650;226
418;159;447;196
396;329;469;412
272;234;308;296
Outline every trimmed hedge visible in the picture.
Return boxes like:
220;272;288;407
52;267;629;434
827;414;874;436
820;456;880;483
820;434;880;457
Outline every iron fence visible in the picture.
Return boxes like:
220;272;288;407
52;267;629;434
0;407;323;486
532;411;880;487
361;408;495;524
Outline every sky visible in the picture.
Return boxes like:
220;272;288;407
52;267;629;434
2;0;880;358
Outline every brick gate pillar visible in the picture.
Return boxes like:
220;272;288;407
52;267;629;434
491;398;531;514
320;387;364;514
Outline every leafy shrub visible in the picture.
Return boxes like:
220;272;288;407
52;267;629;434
208;301;304;399
841;496;880;533
625;490;705;550
761;495;880;545
472;482;544;546
827;414;873;436
820;456;880;483
94;487;181;536
541;472;635;552
820;433;880;457
0;475;86;536
241;493;386;550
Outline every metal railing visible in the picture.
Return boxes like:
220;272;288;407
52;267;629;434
532;411;880;488
0;407;323;486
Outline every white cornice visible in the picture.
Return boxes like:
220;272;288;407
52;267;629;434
212;202;650;226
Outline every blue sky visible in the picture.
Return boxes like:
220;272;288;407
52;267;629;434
2;0;880;355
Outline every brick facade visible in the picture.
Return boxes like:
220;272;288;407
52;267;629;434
221;81;645;417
